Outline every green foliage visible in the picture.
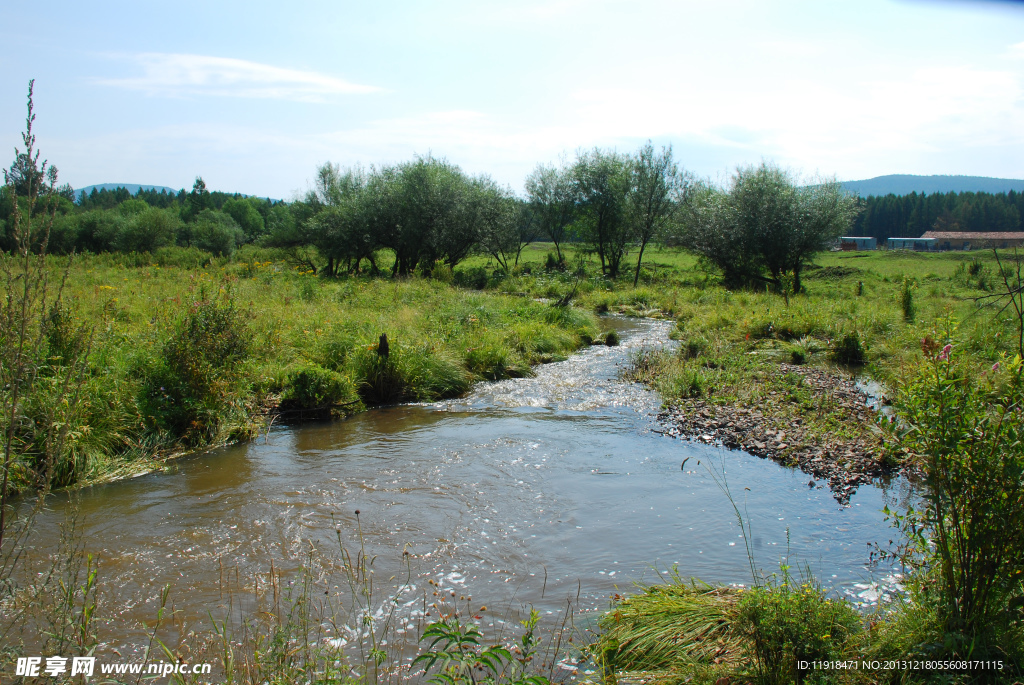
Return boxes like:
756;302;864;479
221;197;266;242
599;579;742;673
453;266;489;289
676;163;857;291
352;342;470;405
898;277;916;322
736;577;860;685
280;364;357;411
415;611;550;685
115;207;179;253
189;209;244;257
828;332;865;365
145;296;252;444
884;334;1024;657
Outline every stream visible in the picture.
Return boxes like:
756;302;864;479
29;316;909;652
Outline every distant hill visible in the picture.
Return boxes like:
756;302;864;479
75;183;180;196
841;175;1024;197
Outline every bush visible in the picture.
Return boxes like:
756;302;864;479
884;338;1024;657
115;207;178;253
828;332;865;365
280;364;358;411
145;296;252;444
453;266;488;289
736;578;860;685
189;210;245;257
604;330;620;346
898;278;915;322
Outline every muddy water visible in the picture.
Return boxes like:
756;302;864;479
36;316;907;646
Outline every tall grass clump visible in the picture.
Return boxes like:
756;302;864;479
599;579;742;675
352;339;470;405
828;332;865;366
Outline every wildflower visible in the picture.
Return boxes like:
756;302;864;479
992;362;1000;372
938;343;952;361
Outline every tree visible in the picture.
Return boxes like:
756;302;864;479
475;182;523;273
222;197;266;242
627;142;687;286
676;162;856;291
572;148;632;278
525;163;577;265
182;177;210;223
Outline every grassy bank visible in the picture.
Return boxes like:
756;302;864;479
5;246;599;491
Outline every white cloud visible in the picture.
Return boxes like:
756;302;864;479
94;53;382;101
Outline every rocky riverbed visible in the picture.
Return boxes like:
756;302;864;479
654;363;891;504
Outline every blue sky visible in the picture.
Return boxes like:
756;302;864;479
3;0;1024;198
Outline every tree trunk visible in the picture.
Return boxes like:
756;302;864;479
633;240;649;287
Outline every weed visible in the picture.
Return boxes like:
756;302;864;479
828;332;865;366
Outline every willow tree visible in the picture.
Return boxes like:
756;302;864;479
676;162;857;291
627;142;688;286
572;148;632;278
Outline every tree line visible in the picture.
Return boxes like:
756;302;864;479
851;190;1024;243
3;142;862;290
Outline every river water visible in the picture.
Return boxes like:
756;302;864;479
31;316;907;650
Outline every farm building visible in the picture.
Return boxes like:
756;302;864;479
920;231;1024;250
839;236;876;251
888;237;937;251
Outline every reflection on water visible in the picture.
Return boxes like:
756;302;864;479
31;316;910;647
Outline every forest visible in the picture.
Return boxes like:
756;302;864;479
851;188;1024;241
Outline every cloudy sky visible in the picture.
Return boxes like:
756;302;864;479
3;0;1024;198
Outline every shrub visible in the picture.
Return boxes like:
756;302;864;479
189;210;244;257
545;251;565;271
453;266;488;289
604;330;620;346
45;301;88;367
884;338;1024;656
736;577;860;684
280;364;358;411
145;296;252;444
828;332;865;365
898;278;915;322
789;348;806;365
115;207;178;253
